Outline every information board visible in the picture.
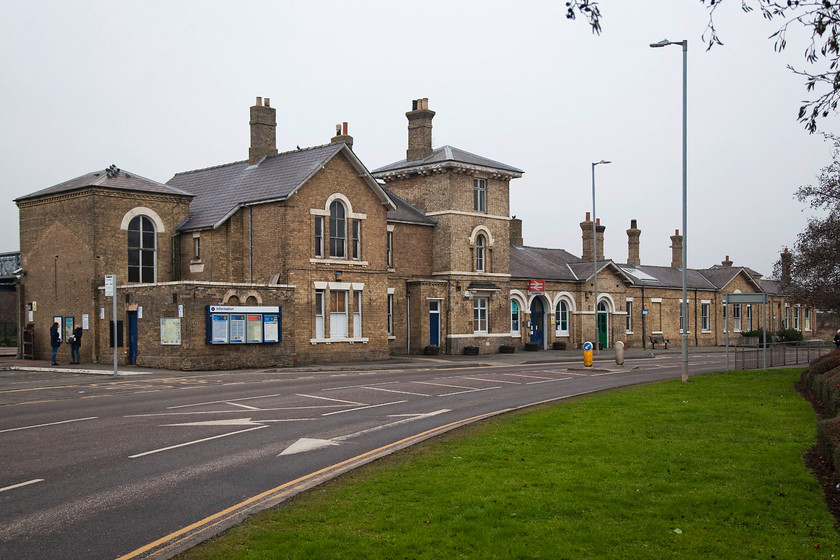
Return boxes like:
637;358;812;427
206;306;281;345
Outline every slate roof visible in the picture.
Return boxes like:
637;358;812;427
383;187;436;226
695;266;762;291
620;264;718;290
510;245;585;281
371;145;523;177
15;168;193;203
167;142;394;230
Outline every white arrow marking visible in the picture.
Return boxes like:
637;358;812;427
164;418;264;427
278;409;451;457
279;438;340;456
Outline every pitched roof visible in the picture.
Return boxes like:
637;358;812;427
696;266;763;291
15;168;193;203
371;145;523;178
510;245;584;281
383;187;436;226
168;142;394;230
619;264;718;290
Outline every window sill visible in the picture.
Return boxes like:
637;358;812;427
310;337;370;345
310;258;369;267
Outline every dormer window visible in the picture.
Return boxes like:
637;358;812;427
473;178;486;213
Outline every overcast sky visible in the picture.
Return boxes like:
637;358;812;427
1;0;835;277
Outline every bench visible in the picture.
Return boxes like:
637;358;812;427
649;335;669;349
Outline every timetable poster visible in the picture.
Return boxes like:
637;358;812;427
229;314;246;343
211;314;229;344
246;314;263;343
263;314;279;343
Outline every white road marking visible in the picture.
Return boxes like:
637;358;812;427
0;479;44;493
322;400;407;416
459;376;520;384
357;386;431;396
278;410;450;456
227;402;261;410
167;394;285;409
0;416;98;434
526;377;572;384
440;386;501;396
129;426;267;459
504;374;554;381
413;381;475;390
297;394;366;406
164;418;264;427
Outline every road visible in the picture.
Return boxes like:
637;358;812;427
0;351;757;559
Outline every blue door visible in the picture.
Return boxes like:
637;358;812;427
128;311;138;365
529;298;544;347
429;300;440;346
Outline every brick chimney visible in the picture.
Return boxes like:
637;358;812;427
626;219;641;266
331;121;353;151
249;96;278;165
595;218;605;261
670;229;683;268
510;217;523;246
781;248;792;284
721;255;733;267
406;98;435;161
580;212;594;261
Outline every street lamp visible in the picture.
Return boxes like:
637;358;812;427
592;159;611;355
650;38;689;383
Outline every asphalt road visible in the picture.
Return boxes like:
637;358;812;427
0;351;776;559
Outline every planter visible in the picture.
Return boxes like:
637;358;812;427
552;341;567;350
499;345;516;354
423;345;441;355
463;346;479;355
524;342;541;351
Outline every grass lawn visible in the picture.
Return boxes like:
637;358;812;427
175;368;838;559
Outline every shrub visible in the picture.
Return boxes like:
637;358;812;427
499;345;516;354
776;328;804;342
809;348;840;376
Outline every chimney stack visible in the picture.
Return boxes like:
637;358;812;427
580;212;594;261
510;217;523;247
781;248;792;284
670;229;683;268
331;121;353;151
595;218;606;261
626;219;641;266
721;255;733;267
249;96;278;165
406;98;435;161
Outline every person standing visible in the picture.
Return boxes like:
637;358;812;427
50;322;62;365
70;325;83;364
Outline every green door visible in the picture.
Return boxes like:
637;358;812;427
597;301;608;350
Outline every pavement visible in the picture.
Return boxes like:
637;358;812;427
0;345;692;377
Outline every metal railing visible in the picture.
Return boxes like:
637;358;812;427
731;340;833;370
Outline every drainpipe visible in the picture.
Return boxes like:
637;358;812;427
248;206;253;282
641;286;647;349
406;288;411;354
694;288;699;347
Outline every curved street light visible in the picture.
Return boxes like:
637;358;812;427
592;160;611;355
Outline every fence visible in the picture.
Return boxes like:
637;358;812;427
731;340;833;370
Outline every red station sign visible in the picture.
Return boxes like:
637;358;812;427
528;279;545;293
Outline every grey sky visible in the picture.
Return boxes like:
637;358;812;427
1;0;834;277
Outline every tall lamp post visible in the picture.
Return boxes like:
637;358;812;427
592;159;611;355
650;38;689;383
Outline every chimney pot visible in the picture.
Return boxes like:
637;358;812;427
343;121;348;135
630;219;637;229
585;211;591;221
256;96;262;106
264;98;270;107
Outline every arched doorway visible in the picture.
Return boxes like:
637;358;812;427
597;300;609;350
530;297;545;347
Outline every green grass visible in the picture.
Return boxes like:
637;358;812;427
176;369;838;559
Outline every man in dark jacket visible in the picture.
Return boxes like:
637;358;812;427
50;322;62;365
70;325;83;364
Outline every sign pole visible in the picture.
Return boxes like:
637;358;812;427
105;275;117;376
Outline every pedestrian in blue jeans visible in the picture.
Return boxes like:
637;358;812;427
50;322;62;365
70;325;82;364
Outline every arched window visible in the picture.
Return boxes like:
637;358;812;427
511;300;521;334
329;201;346;258
476;234;486;272
555;300;569;336
128;216;156;283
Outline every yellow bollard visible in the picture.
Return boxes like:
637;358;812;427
583;341;593;367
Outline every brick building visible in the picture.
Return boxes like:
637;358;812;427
14;97;821;369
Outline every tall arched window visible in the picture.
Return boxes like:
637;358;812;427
329;201;346;258
476;234;486;272
128;216;156;283
511;300;521;334
555;300;569;336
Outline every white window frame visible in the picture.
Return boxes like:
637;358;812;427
794;305;801;330
330;290;348;338
127;215;157;284
387;292;394;337
805;307;811;331
474;297;488;333
353;290;362;337
733;303;742;333
511;300;520;335
555;300;570;336
314;216;324;258
351;220;361;260
386;230;393;268
476;234;486;272
329;201;346;259
473;178;486;213
625;299;633;333
701;301;711;332
315;289;325;339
